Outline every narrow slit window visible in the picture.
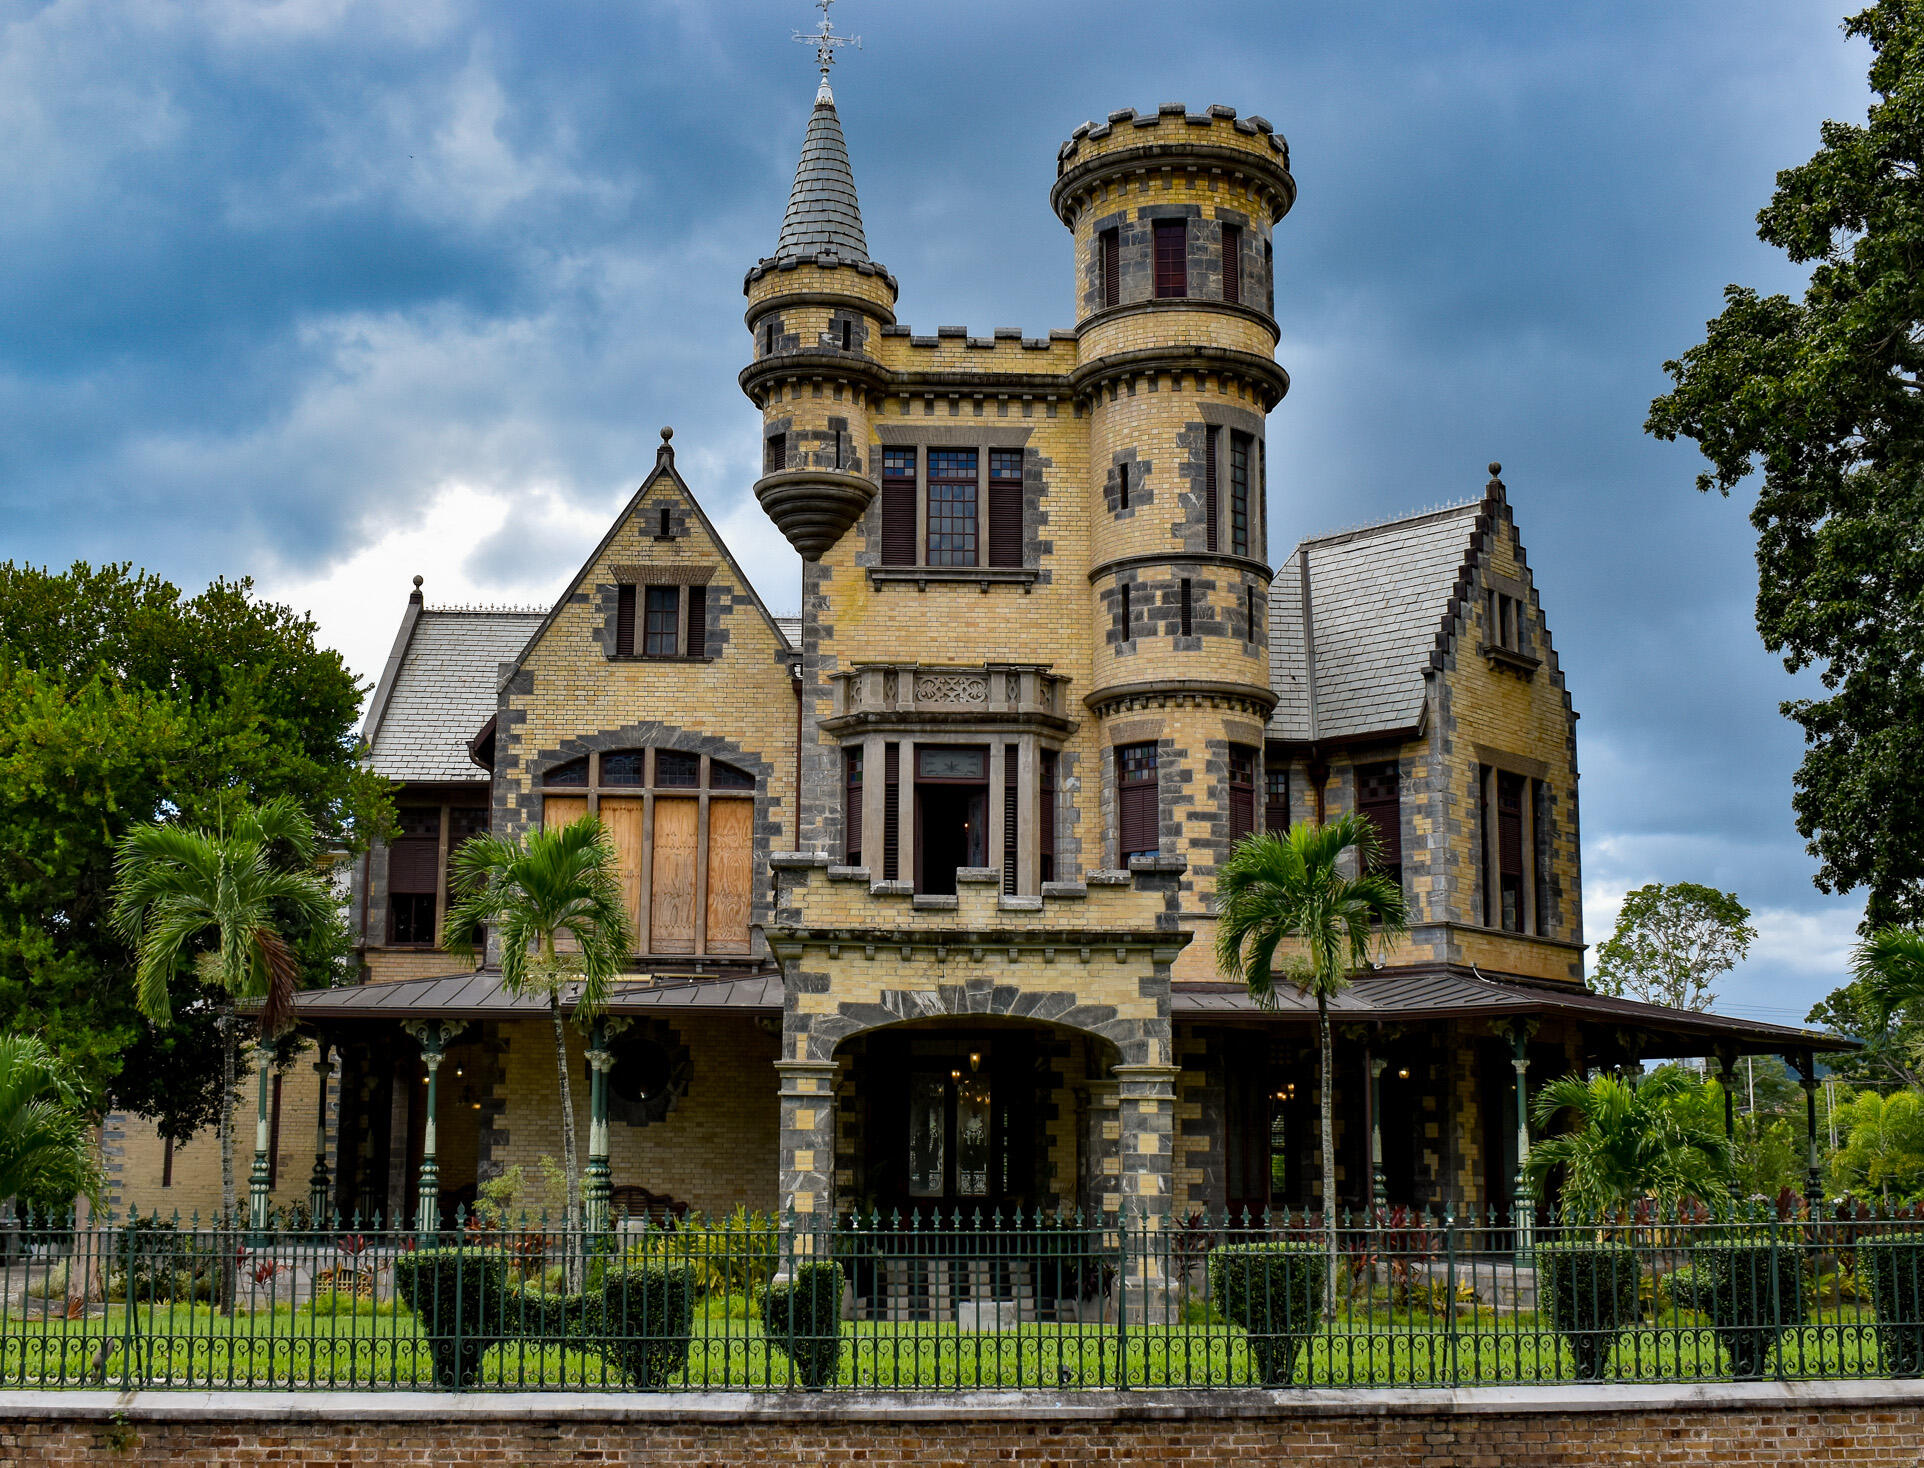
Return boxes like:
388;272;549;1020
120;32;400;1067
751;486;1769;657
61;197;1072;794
1118;582;1132;641
1230;431;1252;557
1204;428;1219;553
1039;748;1058;884
1179;578;1193;638
841;319;853;351
1117;460;1130;511
658;506;672;537
1246;586;1259;643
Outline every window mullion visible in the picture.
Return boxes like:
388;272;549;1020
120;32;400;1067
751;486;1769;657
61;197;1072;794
916;444;929;570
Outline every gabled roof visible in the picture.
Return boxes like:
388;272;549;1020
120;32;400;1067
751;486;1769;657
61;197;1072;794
1268;497;1484;743
499;432;796;685
360;593;544;784
773;89;870;264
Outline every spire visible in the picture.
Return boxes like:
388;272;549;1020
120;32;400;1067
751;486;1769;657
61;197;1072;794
775;0;867;263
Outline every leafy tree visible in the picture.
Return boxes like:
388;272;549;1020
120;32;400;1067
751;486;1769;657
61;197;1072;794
110;796;341;1228
1808;977;1923;1088
1646;1;1924;927
0;563;387;1140
0;1034;103;1219
1829;1088;1924;1197
1215;813;1408;1305
444;816;637;1230
1524;1070;1733;1216
1661;1064;1808;1199
1591;882;1755;1012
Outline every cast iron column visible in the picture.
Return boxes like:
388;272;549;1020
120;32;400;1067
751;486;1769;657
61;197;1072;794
584;1018;614;1235
1510;1030;1533;1263
1795;1049;1823;1215
404;1020;449;1242
247;1042;274;1240
1367;1053;1388;1215
308;1039;334;1225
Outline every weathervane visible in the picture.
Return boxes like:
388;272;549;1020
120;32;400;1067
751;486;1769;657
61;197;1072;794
794;0;860;99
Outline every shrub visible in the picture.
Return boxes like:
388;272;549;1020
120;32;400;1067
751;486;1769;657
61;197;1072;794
627;1206;777;1300
1858;1232;1924;1377
760;1261;845;1389
25;1262;67;1300
1535;1241;1640;1380
1665;1264;1707;1313
392;1247;510;1389
1697;1231;1804;1379
592;1262;699;1387
1208;1242;1326;1386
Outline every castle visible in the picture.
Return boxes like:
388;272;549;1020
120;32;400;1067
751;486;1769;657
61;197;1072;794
104;78;1839;1232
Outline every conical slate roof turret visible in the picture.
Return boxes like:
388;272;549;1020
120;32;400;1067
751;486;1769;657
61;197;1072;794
773;86;869;263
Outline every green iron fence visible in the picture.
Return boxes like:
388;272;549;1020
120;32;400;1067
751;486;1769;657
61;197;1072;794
1;1202;1920;1391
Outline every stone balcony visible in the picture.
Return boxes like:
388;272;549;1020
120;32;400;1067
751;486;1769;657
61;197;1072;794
822;662;1077;736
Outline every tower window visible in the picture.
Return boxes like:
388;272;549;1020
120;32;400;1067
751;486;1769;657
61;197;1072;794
1154;220;1187;298
1117;460;1130;511
1117;743;1159;862
1230;431;1252;557
764;434;786;476
1118;582;1132;641
1228;744;1257;845
763;321;776;355
1246;586;1259;643
1100;228;1120;308
1221;223;1242;306
841;319;854;351
1204;427;1219;553
926;448;979;566
1179;578;1193;637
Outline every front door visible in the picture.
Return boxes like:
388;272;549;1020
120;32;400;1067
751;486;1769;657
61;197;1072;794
864;1031;1037;1217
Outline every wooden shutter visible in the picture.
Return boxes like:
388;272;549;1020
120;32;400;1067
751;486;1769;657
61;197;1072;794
881;448;916;567
987;449;1023;567
649;798;699;952
882;743;901;881
1204;428;1219;552
844;747;863;864
615;584;636;657
600;798;646;945
1221;223;1242;305
1039;749;1057;883
704;799;753;953
388;838;439;894
1002;744;1019;894
1154;220;1187;298
1117;743;1159;861
1228;745;1256;845
1356;762;1401;875
685;584;706;659
763;434;785;476
1101;228;1120;308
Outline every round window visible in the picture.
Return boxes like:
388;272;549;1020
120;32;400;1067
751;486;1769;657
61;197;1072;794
588;1022;691;1128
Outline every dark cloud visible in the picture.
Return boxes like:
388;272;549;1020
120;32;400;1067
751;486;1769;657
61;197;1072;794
0;0;1878;1018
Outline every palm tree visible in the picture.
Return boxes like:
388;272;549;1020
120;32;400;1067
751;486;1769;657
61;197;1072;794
1215;812;1408;1301
1522;1069;1733;1218
1855;924;1924;1029
443;815;635;1231
111;796;336;1226
0;1035;103;1227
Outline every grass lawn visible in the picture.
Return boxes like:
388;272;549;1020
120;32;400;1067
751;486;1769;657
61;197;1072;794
0;1294;1896;1391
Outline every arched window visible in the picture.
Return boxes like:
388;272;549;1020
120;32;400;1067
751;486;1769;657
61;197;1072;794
540;748;757;956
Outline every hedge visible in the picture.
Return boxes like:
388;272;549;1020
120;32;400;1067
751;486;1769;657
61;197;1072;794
761;1261;845;1389
1697;1232;1803;1380
391;1248;511;1389
1859;1233;1924;1378
1535;1241;1640;1381
1207;1242;1325;1386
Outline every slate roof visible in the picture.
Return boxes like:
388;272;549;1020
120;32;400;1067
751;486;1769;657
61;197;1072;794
773;90;869;264
1268;498;1484;743
362;606;543;783
774;616;802;649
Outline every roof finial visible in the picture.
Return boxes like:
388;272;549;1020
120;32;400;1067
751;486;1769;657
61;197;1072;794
658;425;675;470
410;574;424;605
794;0;859;104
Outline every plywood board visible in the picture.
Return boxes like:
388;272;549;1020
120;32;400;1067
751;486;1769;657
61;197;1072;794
600;798;646;945
650;797;698;953
705;798;754;953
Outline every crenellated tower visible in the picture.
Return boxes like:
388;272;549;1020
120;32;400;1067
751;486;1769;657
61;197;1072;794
1056;106;1295;963
741;78;898;560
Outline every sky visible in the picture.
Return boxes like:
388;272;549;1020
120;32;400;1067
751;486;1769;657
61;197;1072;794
0;0;1879;1024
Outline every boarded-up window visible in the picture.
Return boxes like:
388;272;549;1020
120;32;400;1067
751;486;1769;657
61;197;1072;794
1221;222;1242;305
844;747;863;865
1264;749;1289;833
987;449;1023;567
1101;227;1120;308
705;798;753;953
1154;220;1187;298
615;584;637;657
1204;428;1219;553
685;584;707;659
881;447;917;566
1228;744;1256;846
1356;762;1402;884
1117;742;1159;862
650;797;699;953
601;798;645;948
644;586;679;656
1039;748;1058;883
926;448;978;566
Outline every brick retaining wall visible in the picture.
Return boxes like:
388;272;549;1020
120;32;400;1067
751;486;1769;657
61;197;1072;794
3;1383;1920;1465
